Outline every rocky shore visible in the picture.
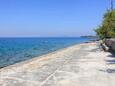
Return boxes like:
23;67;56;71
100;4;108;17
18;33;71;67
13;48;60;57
0;42;115;86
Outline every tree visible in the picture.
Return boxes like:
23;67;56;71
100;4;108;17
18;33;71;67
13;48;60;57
95;10;115;39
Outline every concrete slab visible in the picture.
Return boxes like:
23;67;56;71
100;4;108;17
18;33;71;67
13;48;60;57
0;42;115;86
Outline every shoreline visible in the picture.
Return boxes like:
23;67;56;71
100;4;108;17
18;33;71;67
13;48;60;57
0;42;83;69
1;41;114;86
0;37;93;69
0;41;88;71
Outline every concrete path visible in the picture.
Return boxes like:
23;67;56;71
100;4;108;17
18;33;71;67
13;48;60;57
0;42;115;86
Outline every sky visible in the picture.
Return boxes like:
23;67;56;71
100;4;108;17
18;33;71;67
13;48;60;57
0;0;113;37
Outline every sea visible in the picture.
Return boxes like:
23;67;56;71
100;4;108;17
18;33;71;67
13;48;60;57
0;37;94;68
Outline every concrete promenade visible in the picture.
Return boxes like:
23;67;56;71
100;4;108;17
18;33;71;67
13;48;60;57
0;42;115;86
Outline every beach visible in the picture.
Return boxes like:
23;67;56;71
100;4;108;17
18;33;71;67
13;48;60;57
0;41;115;86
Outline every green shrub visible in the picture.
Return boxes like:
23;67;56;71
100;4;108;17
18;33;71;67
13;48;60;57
95;10;115;39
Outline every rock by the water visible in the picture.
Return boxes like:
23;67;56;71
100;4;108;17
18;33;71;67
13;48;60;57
105;38;115;52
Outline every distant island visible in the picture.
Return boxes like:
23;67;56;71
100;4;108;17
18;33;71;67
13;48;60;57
80;35;98;38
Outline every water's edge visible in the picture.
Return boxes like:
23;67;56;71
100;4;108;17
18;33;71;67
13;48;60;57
0;42;87;71
0;37;93;68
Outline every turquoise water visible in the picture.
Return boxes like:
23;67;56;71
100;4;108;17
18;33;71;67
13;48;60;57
0;37;92;68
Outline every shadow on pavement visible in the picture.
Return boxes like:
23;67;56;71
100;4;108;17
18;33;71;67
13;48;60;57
99;52;115;74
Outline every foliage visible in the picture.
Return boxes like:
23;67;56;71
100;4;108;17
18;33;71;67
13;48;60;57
95;10;115;39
